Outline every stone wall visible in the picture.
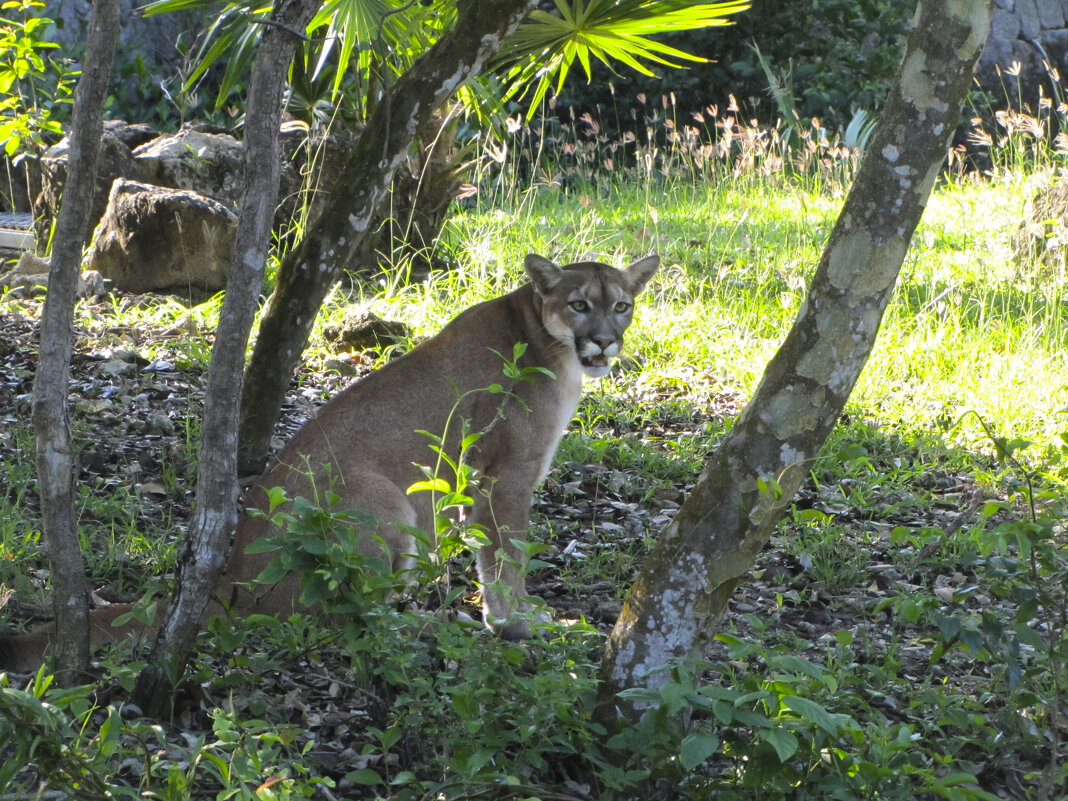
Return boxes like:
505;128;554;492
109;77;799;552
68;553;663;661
979;1;1068;104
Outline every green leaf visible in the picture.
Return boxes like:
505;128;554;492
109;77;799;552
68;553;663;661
928;773;1001;800
300;536;329;556
766;654;826;680
679;731;719;770
935;613;961;644
797;507;831;523
407;478;451;494
345;768;383;785
1014;621;1047;651
378;725;403;751
759;727;798;762
389;771;419;786
244;536;282;555
981;499;1008;518
835;443;868;461
730;708;771;728
264;485;289;513
781;695;841;737
497;0;750;114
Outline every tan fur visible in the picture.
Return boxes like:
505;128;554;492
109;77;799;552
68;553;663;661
0;253;658;669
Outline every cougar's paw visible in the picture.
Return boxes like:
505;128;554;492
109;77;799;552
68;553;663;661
496;607;552;641
499;618;534;641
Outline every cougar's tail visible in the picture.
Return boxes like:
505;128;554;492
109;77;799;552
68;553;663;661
0;603;146;673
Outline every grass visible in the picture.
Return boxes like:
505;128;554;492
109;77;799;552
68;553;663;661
1;88;1067;798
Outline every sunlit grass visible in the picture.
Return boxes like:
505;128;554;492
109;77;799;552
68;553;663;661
403;122;1068;470
385;144;1066;470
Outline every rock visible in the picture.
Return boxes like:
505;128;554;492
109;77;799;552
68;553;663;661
1035;0;1065;27
37;124;146;242
1017;0;1041;40
0;251;48;297
321;356;362;376
976;1;1068;112
98;359;139;378
134;128;244;209
102;119;158;151
322;310;410;353
140;412;176;436
35;123;243;244
80;270;108;298
0;253;108;299
84;179;237;297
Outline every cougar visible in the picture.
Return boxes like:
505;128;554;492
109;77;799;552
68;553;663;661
0;253;659;670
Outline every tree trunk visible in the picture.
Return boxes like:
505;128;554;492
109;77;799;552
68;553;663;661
31;0;119;683
595;0;994;724
352;109;467;278
132;0;319;716
237;0;539;476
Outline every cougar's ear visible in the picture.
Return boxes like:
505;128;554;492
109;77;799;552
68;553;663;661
524;253;563;295
622;254;660;295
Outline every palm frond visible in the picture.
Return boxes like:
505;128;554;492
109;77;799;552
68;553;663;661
497;0;750;114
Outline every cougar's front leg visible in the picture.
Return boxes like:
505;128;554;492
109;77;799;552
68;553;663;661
469;480;544;640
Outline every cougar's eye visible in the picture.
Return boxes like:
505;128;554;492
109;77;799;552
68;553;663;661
613;300;631;314
569;299;591;313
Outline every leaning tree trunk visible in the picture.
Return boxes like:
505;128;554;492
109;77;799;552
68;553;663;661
351;109;468;278
131;0;319;716
596;0;993;723
31;0;119;683
237;0;539;476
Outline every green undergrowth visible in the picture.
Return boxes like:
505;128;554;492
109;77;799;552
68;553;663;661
3;96;1068;798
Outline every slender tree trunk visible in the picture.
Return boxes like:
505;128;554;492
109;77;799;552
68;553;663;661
132;0;319;716
595;0;994;724
237;0;539;476
31;0;119;683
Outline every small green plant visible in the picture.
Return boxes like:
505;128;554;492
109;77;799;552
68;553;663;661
603;635;1001;800
0;669;116;798
249;479;397;618
787;511;870;594
403;342;556;611
172;708;327;801
0;0;75;206
0;666;332;798
930;419;1066;797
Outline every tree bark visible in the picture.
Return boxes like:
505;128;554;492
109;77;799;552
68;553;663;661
237;0;539;476
31;0;119;683
132;0;319;715
596;0;994;724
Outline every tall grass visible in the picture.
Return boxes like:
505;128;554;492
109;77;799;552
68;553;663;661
370;82;1068;472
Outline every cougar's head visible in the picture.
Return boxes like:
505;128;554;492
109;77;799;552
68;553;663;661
526;253;659;377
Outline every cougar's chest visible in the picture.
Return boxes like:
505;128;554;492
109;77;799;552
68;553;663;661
533;354;584;483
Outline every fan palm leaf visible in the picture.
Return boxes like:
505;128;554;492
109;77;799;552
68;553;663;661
145;0;748;121
496;0;750;113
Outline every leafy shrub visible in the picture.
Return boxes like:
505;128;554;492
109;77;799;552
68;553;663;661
556;0;913;133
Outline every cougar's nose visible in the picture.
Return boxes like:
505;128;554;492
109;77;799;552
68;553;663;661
592;336;615;352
